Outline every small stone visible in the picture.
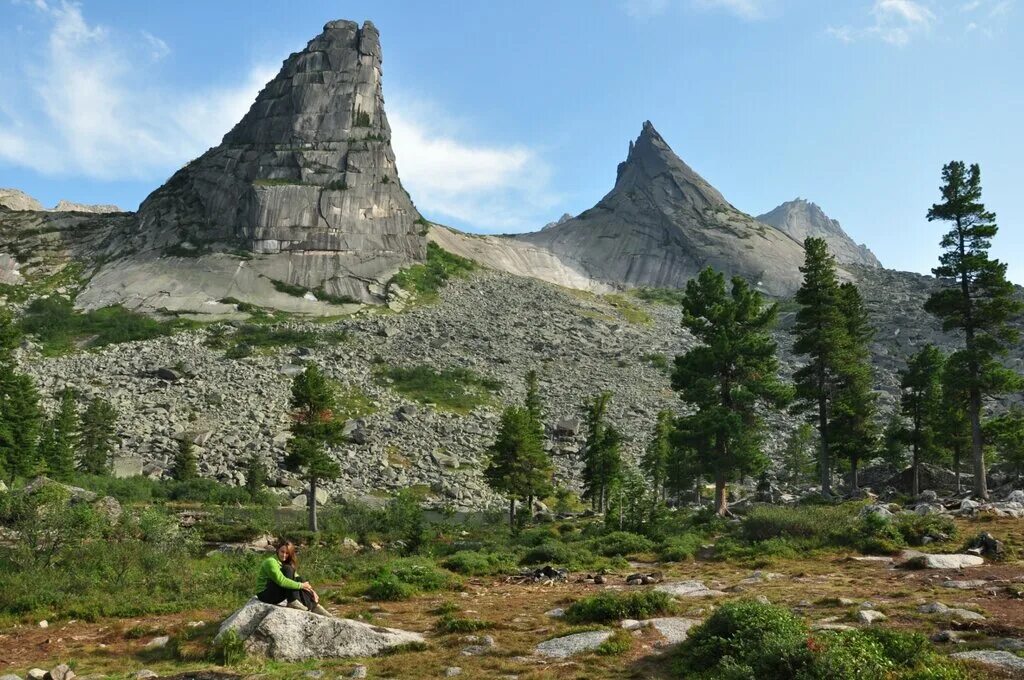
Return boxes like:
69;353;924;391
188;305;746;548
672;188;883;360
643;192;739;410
38;620;48;628
135;671;159;680
444;668;462;677
544;608;565;618
350;666;368;679
950;650;1024;672
857;610;887;624
145;635;170;649
621;619;643;630
932;630;964;644
27;671;47;680
46;667;75;680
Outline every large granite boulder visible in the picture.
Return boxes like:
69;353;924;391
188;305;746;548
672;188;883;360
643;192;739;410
216;598;423;661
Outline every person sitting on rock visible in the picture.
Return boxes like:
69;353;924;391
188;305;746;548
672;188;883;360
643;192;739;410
257;540;331;616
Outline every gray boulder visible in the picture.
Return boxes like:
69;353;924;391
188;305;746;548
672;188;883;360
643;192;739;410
534;630;612;658
216;597;423;661
655;580;726;598
899;552;983;570
950;650;1024;672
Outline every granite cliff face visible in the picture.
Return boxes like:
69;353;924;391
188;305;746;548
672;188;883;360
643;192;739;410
757;198;880;268
516;122;816;297
69;20;425;312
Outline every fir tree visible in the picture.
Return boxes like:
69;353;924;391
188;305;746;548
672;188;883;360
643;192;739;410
0;368;44;481
78;396;118;475
791;237;847;496
484;405;552;529
987;406;1024;481
938;353;972;492
641;410;674;503
831;282;879;490
880;412;907;471
667;418;706;505
40;388;79;481
581;391;623;513
923;161;1023;499
781;423;817;484
171;436;199;481
284;364;343;532
521;369;549;511
672;267;791;515
899;345;946;498
245;453;269;500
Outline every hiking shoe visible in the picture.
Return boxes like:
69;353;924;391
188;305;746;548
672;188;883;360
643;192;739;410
312;604;331;616
288;600;309;612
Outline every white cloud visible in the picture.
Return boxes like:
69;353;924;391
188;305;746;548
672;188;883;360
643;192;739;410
827;0;936;45
692;0;768;20
0;1;279;182
389;99;559;232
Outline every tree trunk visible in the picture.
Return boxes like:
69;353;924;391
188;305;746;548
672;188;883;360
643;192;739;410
817;367;831;497
714;471;728;516
308;476;319;533
509;498;515;531
912;443;920;499
618;487;623;530
969;386;988;499
851;456;859;491
954;445;961;493
527;494;534;518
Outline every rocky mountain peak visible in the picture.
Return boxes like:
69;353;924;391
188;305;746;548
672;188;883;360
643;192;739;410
105;18;426;307
757;198;881;268
611;121;730;213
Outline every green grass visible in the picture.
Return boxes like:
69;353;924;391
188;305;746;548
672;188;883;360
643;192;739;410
629;287;686;306
374;364;502;413
390;242;476;301
335;385;378;421
603;293;652;324
19;295;198;355
205;323;348;358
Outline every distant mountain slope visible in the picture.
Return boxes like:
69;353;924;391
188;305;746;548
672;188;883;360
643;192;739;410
516;122;815;297
757;198;880;267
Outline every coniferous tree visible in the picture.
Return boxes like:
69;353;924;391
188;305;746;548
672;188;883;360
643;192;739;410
667;419;706;505
831;283;879;490
40;388;79;481
781;423;817;484
987;406;1024;481
284;364;343;532
0;371;44;481
171;437;199;481
642;410;674;503
581;391;623;514
484;405;552;529
78;396;118;475
938;354;972;492
245;453;268;500
923;161;1023;499
672;267;791;515
791;237;847;496
521;369;549;511
899;345;946;497
880;412;908;471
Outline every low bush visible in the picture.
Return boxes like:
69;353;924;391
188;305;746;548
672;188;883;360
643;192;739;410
893;513;957;546
442;550;517;576
658;532;704;561
595;628;633;656
520;541;598;569
565;590;675;624
361;557;460;600
435;613;494;633
366;574;416;601
588;530;655;557
206;323;347;358
742;505;858;543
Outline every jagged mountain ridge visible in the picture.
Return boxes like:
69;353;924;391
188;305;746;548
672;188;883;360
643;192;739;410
757;198;881;268
514;121;821;297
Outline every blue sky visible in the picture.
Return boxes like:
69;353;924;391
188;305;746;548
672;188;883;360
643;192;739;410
1;0;1021;283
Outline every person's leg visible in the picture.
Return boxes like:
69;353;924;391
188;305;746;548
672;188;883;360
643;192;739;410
257;582;288;605
282;564;323;613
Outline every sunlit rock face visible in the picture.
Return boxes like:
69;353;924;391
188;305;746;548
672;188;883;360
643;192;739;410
124;19;425;305
517;121;814;297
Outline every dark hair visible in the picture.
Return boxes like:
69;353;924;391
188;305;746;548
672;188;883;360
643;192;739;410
275;540;298;569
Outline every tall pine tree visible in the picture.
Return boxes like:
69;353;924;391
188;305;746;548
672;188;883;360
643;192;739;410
831;282;879;490
938;353;972;492
672;267;791;515
284;363;343;532
923;161;1023;499
792;237;846;496
78;396;118;475
40;388;79;481
581;391;623;513
484;405;552;529
641;410;674;503
899;345;946;498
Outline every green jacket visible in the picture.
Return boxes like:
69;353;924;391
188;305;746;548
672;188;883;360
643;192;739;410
258;556;303;592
